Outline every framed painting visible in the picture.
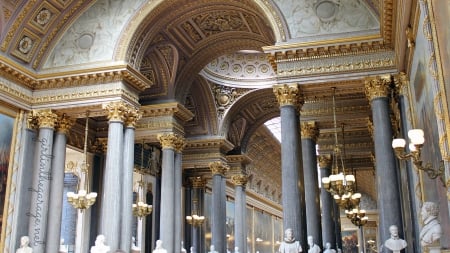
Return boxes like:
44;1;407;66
342;229;358;253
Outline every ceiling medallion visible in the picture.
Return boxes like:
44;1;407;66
314;0;339;22
18;36;33;54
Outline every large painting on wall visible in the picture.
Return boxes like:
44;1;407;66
342;230;358;253
0;114;14;231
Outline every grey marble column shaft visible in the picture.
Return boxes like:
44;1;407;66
100;120;124;251
371;96;403;246
280;105;305;246
174;151;183;253
333;202;342;250
211;173;225;252
302;136;321;246
160;147;175;252
28;127;55;253
234;184;246;252
46;130;68;253
120;126;135;251
319;159;336;248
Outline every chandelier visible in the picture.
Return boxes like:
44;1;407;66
186;199;205;227
67;112;97;211
133;141;152;219
345;207;368;227
321;88;360;208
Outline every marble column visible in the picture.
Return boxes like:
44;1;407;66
318;155;336;248
333;201;343;250
157;133;183;253
46;114;73;253
209;161;229;253
189;176;206;253
28;109;58;253
120;108;141;251
365;75;403;246
232;174;248;253
174;138;186;253
273;84;306;246
301;121;322;247
100;102;127;251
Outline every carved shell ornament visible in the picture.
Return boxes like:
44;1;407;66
215;87;237;108
18;36;33;54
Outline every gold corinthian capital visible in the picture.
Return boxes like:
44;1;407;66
273;83;304;109
55;113;74;135
157;133;183;150
318;154;332;169
103;101;128;122
364;75;393;102
209;161;229;176
124;107;142;128
231;174;248;186
32;109;58;129
301;121;319;142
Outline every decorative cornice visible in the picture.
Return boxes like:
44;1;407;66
318;154;332;169
364;74;393;101
301;121;319;142
141;102;194;123
231;174;248;186
185;137;234;154
209;161;229;177
273;83;304;108
381;0;395;45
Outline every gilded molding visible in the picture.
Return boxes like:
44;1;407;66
32;109;58;129
273;83;304;108
103;101;128;122
367;118;374;139
382;0;395;45
209;161;229;177
190;176;206;189
301;121;319;142
141;102;194;123
55;113;74;135
157;133;183;150
27;112;39;130
231;174;248;186
364;74;392;101
318;154;332;169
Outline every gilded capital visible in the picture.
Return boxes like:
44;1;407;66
190;176;206;188
318;154;332;168
124;107;142;128
209;161;229;176
364;75;392;101
103;101;128;122
27;112;38;130
174;137;186;153
55;114;74;135
301;121;319;142
394;72;409;95
33;109;58;129
273;84;304;109
93;138;108;154
157;133;182;150
231;174;248;186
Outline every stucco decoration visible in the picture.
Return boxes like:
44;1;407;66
274;0;379;39
44;0;146;68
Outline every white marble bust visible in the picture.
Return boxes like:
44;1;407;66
419;202;442;247
16;236;32;253
90;234;110;253
323;242;336;253
152;240;167;253
384;225;407;253
208;245;219;253
279;228;303;253
307;236;321;253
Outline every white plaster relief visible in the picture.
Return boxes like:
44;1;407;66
44;0;146;68
274;0;379;39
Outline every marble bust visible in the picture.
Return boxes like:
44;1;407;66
307;236;321;253
16;236;32;253
90;234;111;253
208;245;219;253
419;202;442;247
279;228;303;253
323;242;336;253
152;240;167;253
384;225;407;253
59;239;68;253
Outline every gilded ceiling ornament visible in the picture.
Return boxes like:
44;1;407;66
273;83;304;109
213;85;238;117
318;154;332;169
157;133;182;150
18;36;33;54
92;138;108;154
195;11;245;36
364;75;392;101
55;113;74;135
27;112;39;130
231;174;248;186
301;121;319;142
209;161;229;176
33;109;58;129
103;101;128;122
36;8;51;26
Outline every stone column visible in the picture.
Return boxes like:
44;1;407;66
333;201;343;250
46;114;73;253
209;161;229;253
190;176;206;253
232;174;248;253
273;84;306;246
174;138;186;253
100;102;127;251
318;155;336;248
157;133;183;253
28;109;58;253
365;75;403;246
120;108;141;251
301;121;322;247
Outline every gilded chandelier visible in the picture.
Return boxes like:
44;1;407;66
67;113;97;211
186;199;205;227
345;207;368;227
133;141;152;219
321;88;360;209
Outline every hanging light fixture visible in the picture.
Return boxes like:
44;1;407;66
321;88;360;209
345;207;368;227
67;112;97;211
133;141;152;219
186;198;205;227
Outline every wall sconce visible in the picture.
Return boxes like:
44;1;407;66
392;129;446;186
67;113;97;211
